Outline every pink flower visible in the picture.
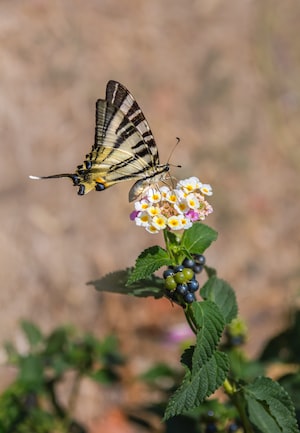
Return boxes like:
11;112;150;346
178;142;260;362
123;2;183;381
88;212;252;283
186;209;199;222
130;210;140;221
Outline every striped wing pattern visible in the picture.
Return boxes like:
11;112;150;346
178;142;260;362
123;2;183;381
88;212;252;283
30;81;169;202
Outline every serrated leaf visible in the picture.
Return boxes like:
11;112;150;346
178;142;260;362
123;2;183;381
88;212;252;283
180;345;195;371
127;246;171;284
181;223;218;255
21;321;43;347
244;377;298;433
89;269;165;298
200;276;238;324
164;351;229;420
190;301;225;372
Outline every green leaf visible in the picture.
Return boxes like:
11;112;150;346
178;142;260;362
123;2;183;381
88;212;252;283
127;246;171;284
89;269;165;298
190;301;225;372
45;327;70;355
164;351;229;419
279;371;300;408
89;367;120;384
244;377;299;433
19;354;44;388
139;363;177;383
180;346;194;371
181;223;218;255
21;321;43;347
200;276;238;324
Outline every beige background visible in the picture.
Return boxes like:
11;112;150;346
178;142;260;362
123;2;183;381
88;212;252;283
1;0;300;428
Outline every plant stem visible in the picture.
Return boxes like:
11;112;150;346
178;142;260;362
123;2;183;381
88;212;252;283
224;379;255;433
184;305;198;335
68;371;82;415
48;379;66;418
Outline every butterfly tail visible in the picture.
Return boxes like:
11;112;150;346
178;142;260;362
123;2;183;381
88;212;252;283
29;173;85;194
29;173;76;181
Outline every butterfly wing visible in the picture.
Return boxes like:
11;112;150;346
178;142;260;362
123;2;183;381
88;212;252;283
81;99;157;192
105;80;159;166
30;81;169;201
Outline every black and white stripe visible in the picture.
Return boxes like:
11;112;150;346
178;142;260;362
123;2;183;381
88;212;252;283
30;81;170;202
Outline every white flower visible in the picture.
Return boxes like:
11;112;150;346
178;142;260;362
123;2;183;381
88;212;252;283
146;188;162;203
159;186;171;199
135;211;151;227
178;177;200;194
179;216;193;230
146;224;159;234
147;206;161;217
167;215;183;230
152;214;167;230
165;190;179;204
135;199;150;211
185;193;200;210
174;198;189;214
200;183;213;196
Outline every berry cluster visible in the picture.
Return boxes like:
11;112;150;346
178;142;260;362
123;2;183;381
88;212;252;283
163;255;206;304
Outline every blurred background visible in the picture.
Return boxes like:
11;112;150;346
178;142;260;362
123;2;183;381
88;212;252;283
1;0;300;429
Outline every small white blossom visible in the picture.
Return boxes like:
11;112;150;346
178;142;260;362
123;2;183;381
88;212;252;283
166;190;179;204
178;177;200;194
147;188;162;203
159;186;171;199
152;214;167;230
167;215;183;230
200;183;213;196
147;206;161;217
179;216;193;230
174;198;189;214
185;193;200;210
146;224;159;234
135;211;151;227
135;199;150;211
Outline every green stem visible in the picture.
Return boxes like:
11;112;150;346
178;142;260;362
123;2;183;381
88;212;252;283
68;371;82;415
223;378;255;433
47;378;66;418
163;230;174;262
184;305;198;335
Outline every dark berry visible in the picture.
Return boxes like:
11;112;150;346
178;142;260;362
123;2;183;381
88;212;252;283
193;254;206;265
182;268;194;280
193;264;204;274
184;292;195;304
228;423;239;432
163;268;174;279
205;423;218;433
188;279;199;292
182;258;195;268
176;283;188;295
230;336;245;346
174;265;184;272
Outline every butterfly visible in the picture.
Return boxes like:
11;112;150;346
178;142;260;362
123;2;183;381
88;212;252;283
30;80;170;202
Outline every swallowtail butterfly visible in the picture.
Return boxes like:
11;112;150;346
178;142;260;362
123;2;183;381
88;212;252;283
30;80;170;202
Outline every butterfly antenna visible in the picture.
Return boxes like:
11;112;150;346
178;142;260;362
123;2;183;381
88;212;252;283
167;137;181;168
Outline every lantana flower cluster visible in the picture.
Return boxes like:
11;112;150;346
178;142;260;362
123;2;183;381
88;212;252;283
130;177;213;234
